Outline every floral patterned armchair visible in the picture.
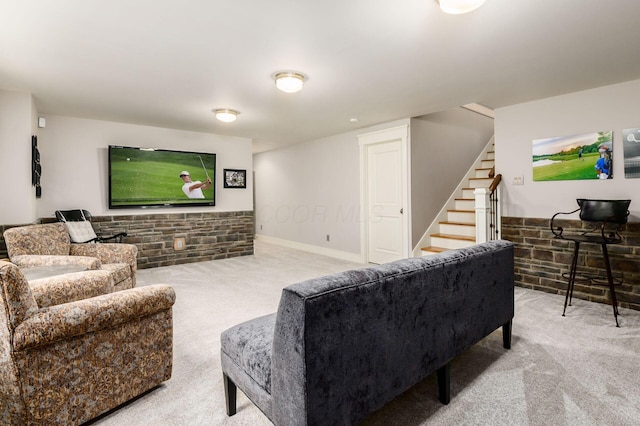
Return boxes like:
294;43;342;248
3;223;138;290
0;260;175;425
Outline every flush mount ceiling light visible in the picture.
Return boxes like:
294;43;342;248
437;0;486;14
273;71;306;94
213;109;240;123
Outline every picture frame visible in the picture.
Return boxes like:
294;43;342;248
532;131;613;181
223;168;247;188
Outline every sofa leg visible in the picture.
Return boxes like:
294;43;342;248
502;319;512;350
437;363;451;405
223;374;237;416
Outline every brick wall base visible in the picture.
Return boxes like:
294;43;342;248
1;211;254;269
502;217;640;311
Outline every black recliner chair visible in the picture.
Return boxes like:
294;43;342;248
55;209;127;244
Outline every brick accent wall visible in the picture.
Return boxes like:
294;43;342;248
1;211;254;269
502;216;640;311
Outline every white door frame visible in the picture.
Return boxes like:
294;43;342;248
358;124;411;263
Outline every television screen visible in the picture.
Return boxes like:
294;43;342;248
109;145;216;208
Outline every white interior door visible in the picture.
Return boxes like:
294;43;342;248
366;139;405;264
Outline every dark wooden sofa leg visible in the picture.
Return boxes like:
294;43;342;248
437;363;451;405
223;374;237;416
502;319;512;350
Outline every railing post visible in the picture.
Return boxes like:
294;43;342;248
474;188;490;243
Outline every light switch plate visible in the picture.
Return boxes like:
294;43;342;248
513;176;524;185
38;117;46;128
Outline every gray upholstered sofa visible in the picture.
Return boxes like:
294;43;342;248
221;240;514;425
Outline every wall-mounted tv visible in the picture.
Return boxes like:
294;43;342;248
109;145;216;209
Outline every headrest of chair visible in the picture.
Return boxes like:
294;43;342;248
55;209;92;222
577;199;631;224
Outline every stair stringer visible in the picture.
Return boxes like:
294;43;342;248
411;135;495;257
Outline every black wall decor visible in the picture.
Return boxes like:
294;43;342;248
32;135;41;197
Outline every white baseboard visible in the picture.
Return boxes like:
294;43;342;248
255;235;365;264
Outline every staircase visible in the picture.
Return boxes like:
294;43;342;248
420;147;495;255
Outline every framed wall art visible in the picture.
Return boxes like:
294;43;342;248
223;168;246;188
532;131;613;181
622;128;640;178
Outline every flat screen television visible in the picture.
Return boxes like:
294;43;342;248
109;145;216;209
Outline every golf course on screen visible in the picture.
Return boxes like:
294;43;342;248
110;146;215;207
532;131;612;181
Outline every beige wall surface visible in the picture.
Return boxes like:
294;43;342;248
0;90;37;225
496;78;640;221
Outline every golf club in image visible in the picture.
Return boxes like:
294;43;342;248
197;155;210;180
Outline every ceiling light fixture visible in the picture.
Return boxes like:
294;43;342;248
437;0;486;14
273;71;306;93
213;109;240;123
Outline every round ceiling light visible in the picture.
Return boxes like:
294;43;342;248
437;0;486;14
213;109;240;123
274;71;306;94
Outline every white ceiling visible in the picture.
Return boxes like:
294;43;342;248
2;0;640;153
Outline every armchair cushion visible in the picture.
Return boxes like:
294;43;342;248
64;220;98;243
29;269;113;308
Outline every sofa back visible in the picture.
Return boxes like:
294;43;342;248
4;223;71;258
271;240;514;426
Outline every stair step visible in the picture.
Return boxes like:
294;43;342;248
447;209;475;222
439;221;476;237
420;246;448;256
462;188;476;198
486;151;495;160
468;177;493;188
481;159;495;168
474;168;493;178
454;198;475;211
430;233;476;250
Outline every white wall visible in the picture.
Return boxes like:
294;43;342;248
254;119;411;257
254;129;361;254
496;79;640;221
0;90;38;225
410;108;494;246
37;115;253;219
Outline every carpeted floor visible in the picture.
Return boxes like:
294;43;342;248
89;241;640;426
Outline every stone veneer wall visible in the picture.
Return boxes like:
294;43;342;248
502;216;640;311
1;211;254;269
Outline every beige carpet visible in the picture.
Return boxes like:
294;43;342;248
88;241;640;426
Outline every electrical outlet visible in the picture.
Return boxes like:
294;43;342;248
326;234;330;242
174;237;186;251
512;176;524;185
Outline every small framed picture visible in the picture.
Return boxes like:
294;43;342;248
223;169;247;188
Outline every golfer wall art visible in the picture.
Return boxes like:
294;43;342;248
532;131;613;181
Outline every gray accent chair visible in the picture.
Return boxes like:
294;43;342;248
221;240;514;425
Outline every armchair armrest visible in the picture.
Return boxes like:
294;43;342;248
13;284;175;351
70;243;137;269
9;254;101;270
